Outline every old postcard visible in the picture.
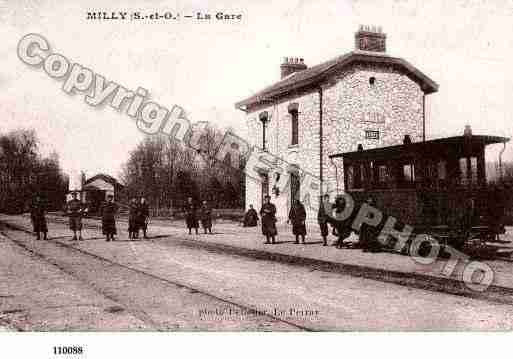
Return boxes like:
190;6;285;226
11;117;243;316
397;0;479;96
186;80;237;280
1;0;513;357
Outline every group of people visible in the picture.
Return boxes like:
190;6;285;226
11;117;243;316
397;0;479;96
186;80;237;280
242;194;381;251
183;197;215;235
128;197;150;240
30;191;380;251
29;192;150;242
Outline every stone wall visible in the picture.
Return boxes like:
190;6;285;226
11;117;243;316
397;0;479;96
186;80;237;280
322;63;424;194
244;90;321;220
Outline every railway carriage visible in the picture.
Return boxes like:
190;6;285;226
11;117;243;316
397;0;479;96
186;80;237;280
330;130;510;255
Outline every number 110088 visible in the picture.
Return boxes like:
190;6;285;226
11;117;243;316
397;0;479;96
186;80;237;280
53;346;83;355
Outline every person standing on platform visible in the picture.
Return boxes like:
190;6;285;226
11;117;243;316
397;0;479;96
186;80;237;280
30;195;48;241
288;199;307;244
137;197;150;239
260;195;277;244
331;194;353;249
242;204;259;227
66;192;85;241
199;200;214;234
184;197;199;235
317;194;332;246
101;194;118;241
128;198;139;240
359;197;381;252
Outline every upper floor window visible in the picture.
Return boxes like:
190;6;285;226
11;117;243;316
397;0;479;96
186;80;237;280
291;111;298;145
288;103;299;146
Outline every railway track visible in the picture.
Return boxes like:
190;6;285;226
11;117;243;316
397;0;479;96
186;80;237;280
0;224;310;331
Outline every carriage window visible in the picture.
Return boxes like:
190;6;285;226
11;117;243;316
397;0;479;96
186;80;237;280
470;157;478;185
438;161;446;180
369;161;375;184
458;157;478;186
403;164;414;183
353;163;365;189
459;158;468;186
346;166;354;190
378;165;387;183
413;161;423;183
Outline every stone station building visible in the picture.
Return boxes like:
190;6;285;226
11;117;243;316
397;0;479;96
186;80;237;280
235;26;439;221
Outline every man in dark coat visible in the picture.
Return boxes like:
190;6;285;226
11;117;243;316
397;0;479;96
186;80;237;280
66;192;85;241
330;195;353;249
288;199;307;244
199;200;214;234
137;197;150;239
242;204;259;227
184;197;199;235
358;197;382;252
101;194;118;241
260;195;277;244
317;194;332;246
128;198;139;240
30;195;48;240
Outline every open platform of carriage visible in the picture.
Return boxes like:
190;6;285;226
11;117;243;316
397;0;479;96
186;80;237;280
331;129;511;258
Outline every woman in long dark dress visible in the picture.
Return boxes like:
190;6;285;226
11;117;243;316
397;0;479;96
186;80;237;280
317;194;332;246
199;200;213;234
30;195;48;241
260;195;277;244
288;200;307;244
137;197;150;239
128;198;139;240
101;194;118;241
243;204;259;227
184;197;199;235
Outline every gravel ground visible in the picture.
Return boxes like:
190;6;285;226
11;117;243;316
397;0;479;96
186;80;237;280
3;215;513;330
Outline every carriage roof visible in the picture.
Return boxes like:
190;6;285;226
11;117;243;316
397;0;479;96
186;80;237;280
329;135;509;162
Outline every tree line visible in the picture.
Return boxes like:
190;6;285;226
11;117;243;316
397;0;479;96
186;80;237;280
120;125;245;215
0;129;68;213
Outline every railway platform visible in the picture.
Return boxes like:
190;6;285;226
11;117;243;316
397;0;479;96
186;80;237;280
2;213;513;305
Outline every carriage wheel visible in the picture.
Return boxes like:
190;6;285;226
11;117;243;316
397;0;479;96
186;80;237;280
408;234;440;259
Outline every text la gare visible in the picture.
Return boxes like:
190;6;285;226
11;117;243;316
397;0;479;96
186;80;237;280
196;12;242;20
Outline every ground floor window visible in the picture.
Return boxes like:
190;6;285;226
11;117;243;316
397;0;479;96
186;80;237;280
260;173;269;205
290;172;300;206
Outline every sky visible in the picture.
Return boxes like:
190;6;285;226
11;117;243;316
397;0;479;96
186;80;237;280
1;0;513;182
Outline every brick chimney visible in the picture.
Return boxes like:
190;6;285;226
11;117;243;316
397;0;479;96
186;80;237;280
355;25;386;52
280;57;307;79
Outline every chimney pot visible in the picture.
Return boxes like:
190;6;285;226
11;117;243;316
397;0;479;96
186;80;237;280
355;25;386;52
280;56;307;79
464;125;472;137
